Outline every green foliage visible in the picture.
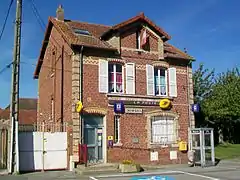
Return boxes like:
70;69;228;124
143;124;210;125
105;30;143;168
193;63;215;104
215;143;240;159
192;64;215;127
202;68;240;122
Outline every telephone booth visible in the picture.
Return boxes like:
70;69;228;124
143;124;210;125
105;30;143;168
190;128;215;167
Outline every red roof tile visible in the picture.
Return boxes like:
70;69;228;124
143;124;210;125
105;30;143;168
0;109;36;125
50;17;116;50
102;12;171;41
34;14;194;78
164;43;193;60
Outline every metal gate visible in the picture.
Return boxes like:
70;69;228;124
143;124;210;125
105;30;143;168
18;123;68;172
190;128;215;167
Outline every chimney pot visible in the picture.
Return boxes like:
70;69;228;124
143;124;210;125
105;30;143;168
56;4;64;21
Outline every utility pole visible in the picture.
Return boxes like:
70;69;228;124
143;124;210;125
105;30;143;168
9;0;22;174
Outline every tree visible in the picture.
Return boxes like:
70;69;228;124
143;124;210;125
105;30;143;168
193;63;215;104
202;68;240;143
192;63;215;127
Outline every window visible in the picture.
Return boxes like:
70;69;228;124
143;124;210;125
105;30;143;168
72;27;91;36
154;68;167;96
51;48;56;73
114;115;120;143
151;116;177;144
146;65;177;97
136;30;141;49
108;64;123;93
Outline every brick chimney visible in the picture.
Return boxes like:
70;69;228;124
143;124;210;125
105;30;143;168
56;5;64;21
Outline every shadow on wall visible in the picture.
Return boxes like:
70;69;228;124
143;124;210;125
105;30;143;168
19;131;36;173
0;128;8;169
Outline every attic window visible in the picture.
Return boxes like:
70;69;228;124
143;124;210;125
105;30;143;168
72;28;91;36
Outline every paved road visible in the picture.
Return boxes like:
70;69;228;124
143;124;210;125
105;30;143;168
90;160;240;180
0;160;240;180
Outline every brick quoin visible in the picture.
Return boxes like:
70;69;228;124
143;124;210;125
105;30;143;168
35;10;195;168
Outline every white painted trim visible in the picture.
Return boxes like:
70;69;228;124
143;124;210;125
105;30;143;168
89;176;99;180
179;171;219;180
103;115;107;164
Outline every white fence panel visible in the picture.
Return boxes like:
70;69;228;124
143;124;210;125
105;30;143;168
43;132;67;170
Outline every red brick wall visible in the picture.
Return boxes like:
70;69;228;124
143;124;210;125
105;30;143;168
121;28;158;52
38;26;73;126
82;50;189;164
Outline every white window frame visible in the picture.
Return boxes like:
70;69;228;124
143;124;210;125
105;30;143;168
109;63;124;94
151;116;177;145
114;115;120;144
154;68;168;96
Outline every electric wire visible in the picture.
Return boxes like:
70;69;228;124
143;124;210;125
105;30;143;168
0;0;14;41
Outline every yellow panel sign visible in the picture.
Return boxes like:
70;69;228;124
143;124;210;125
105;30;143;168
108;136;113;140
159;99;171;109
76;101;83;113
179;141;187;151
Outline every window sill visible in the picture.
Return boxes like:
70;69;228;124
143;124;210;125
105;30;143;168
107;93;173;100
149;143;179;148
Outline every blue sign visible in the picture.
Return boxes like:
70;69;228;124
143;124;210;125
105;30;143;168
131;176;175;180
192;104;200;113
114;102;125;113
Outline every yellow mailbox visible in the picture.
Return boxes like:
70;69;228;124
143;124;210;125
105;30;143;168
179;141;187;151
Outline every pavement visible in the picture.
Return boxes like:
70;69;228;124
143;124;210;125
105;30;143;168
0;159;240;180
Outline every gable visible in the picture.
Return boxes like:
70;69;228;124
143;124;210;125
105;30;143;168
101;13;171;41
120;25;161;53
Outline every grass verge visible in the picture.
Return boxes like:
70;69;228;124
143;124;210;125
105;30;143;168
215;143;240;160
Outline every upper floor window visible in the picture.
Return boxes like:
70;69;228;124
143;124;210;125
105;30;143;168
109;64;123;93
146;64;177;97
154;68;167;96
99;59;136;95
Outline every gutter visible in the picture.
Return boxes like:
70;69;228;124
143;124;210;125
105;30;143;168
79;46;84;144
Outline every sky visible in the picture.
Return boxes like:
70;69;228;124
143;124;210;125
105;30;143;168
0;0;239;108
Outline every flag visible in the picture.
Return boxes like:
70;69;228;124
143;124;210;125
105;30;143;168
141;29;147;47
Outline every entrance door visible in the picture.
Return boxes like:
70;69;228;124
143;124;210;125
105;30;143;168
83;115;103;163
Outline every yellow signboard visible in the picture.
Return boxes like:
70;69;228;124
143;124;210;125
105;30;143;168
108;136;113;140
159;99;171;109
76;101;83;113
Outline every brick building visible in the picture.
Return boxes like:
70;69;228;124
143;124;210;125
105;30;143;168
34;5;195;167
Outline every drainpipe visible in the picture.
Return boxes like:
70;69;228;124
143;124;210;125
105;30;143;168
61;45;64;132
78;46;87;166
79;46;84;144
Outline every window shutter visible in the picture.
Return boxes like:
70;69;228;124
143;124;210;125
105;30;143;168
146;64;154;95
99;59;108;93
168;67;177;97
126;63;135;94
